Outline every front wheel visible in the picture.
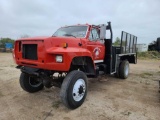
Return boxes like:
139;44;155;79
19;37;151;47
60;70;88;109
19;73;44;93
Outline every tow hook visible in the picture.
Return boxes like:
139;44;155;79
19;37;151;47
16;65;22;69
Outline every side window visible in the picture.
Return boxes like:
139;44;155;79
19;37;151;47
89;28;100;41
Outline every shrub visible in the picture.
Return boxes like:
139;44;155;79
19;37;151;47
137;51;160;60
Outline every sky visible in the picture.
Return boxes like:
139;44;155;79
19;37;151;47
0;0;160;44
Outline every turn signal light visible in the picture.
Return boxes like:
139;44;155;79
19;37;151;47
62;43;68;48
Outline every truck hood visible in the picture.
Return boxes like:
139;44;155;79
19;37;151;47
17;36;83;48
17;36;81;41
17;36;50;41
45;36;82;48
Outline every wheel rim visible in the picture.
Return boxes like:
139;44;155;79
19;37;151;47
29;77;42;87
124;64;129;76
72;79;86;102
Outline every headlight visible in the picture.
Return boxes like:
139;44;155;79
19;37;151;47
56;55;63;63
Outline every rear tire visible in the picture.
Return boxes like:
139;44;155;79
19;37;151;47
60;70;88;109
20;73;44;93
119;60;129;79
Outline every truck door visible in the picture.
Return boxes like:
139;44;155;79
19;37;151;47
87;27;105;63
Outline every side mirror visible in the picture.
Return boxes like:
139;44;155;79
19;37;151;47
100;24;106;40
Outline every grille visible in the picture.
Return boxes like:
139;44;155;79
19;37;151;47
22;44;38;60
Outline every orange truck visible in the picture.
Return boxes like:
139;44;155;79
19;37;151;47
13;22;137;109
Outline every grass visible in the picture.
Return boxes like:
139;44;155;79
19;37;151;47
121;111;132;116
139;72;153;78
52;101;61;109
137;51;160;60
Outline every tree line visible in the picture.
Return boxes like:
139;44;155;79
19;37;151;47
0;38;15;48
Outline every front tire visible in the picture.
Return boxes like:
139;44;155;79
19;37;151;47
19;73;44;93
60;70;88;109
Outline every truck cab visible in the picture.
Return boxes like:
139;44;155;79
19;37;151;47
13;22;137;109
52;24;105;62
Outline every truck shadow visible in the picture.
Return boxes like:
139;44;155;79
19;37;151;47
88;75;124;92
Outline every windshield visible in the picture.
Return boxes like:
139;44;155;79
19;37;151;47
53;26;88;38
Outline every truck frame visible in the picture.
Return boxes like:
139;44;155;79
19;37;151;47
13;22;137;109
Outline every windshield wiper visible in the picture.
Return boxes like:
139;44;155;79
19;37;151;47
63;34;76;38
52;35;57;37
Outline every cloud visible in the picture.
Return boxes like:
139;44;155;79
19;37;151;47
0;0;159;44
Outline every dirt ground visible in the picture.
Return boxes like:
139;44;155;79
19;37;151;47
0;53;160;120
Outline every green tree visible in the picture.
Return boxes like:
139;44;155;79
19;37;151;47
113;37;121;46
0;38;15;48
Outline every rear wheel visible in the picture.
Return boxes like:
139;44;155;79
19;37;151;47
119;60;129;79
19;73;44;93
60;70;88;109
